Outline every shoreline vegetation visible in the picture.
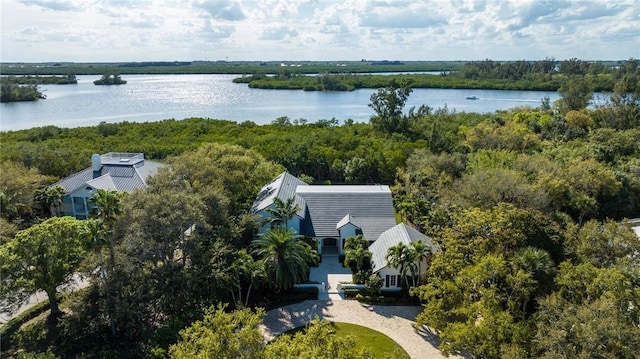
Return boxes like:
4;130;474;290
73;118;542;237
0;75;76;102
2;58;635;94
0;77;46;103
93;73;126;85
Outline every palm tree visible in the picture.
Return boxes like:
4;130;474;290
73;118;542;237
251;227;317;291
344;245;372;284
410;240;432;285
82;220;109;288
81;219;116;336
34;185;65;218
266;196;299;230
386;243;418;288
344;234;367;251
231;249;266;308
512;247;553;279
88;189;123;272
511;247;554;314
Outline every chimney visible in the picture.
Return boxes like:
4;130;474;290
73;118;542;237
91;154;102;179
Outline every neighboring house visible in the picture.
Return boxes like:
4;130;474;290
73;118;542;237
369;223;438;290
52;152;163;219
251;172;396;255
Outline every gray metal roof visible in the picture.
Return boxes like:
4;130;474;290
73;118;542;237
53;157;164;194
250;171;308;216
369;223;437;273
296;185;396;240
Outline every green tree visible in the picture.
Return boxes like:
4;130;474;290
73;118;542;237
364;273;383;295
344;244;372;284
0;160;52;224
0;217;85;317
266;196;299;230
251;227;317;291
535;262;640;358
264;319;374;359
169;304;265;359
386;243;418;288
563;158;621;224
410;240;432;285
88;189;124;272
34;185;65;218
230;249;266;308
81;219;115;335
369;78;413;134
564;219;640;268
557;76;593;113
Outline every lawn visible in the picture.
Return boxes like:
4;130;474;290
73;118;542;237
283;321;410;359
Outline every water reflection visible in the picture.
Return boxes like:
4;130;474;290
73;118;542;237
1;74;560;132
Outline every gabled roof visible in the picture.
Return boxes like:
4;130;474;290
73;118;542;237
369;223;437;273
85;174;117;191
250;171;308;217
336;213;360;230
53;158;163;194
296;185;396;240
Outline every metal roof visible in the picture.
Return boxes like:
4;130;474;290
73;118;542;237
250;171;308;216
369;223;437;273
296;186;396;240
52;157;164;194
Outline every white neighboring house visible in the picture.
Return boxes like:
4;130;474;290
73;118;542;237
369;223;438;290
51;152;164;219
251;172;437;290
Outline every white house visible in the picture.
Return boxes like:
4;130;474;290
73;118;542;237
52;152;163;219
369;223;438;290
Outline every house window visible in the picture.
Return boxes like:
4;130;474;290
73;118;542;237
385;274;401;288
73;197;87;217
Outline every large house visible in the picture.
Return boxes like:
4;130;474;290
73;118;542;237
52;152;163;219
251;172;397;255
251;172;438;290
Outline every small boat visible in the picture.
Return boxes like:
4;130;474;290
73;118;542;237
466;96;479;100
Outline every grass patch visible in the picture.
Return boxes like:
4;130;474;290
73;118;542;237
283;321;410;359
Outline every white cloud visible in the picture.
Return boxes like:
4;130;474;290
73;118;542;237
1;0;639;62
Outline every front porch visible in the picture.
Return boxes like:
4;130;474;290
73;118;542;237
317;237;343;256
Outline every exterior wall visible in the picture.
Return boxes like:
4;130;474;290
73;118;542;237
64;185;96;219
377;267;402;290
338;223;359;255
255;204;302;235
376;258;430;290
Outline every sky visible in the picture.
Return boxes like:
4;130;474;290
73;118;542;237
1;0;639;63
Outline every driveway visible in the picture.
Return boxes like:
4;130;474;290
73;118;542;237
309;253;352;300
263;253;458;359
260;299;457;359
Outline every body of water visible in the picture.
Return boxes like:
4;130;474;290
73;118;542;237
0;74;559;132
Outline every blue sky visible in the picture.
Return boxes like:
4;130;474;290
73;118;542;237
1;0;639;62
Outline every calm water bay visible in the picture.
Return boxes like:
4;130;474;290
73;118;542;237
0;74;560;132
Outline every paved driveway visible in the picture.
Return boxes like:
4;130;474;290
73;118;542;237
263;253;457;359
260;299;456;359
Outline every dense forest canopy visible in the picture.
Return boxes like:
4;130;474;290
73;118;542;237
1;70;639;358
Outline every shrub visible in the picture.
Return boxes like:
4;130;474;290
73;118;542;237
343;288;362;299
364;274;383;294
